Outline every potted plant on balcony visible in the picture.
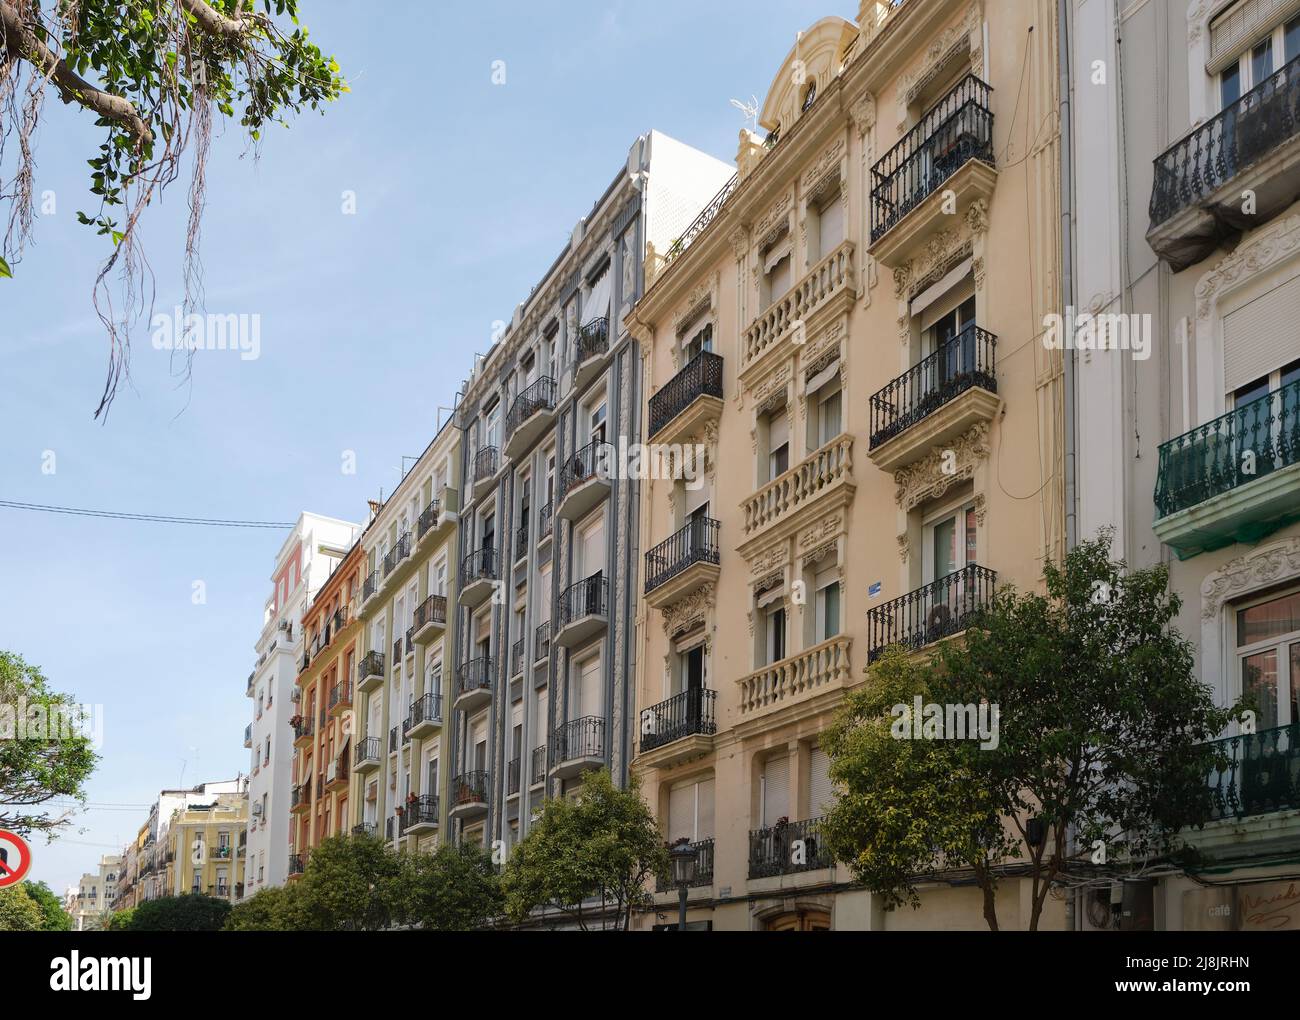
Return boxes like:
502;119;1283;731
289;713;303;728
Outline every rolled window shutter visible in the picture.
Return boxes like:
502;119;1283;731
763;754;790;825
809;746;834;816
1224;274;1300;393
698;778;715;840
668;783;693;842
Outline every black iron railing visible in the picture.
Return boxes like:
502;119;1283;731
290;783;309;808
868;324;998;448
556;572;608;629
414;593;447;632
550;716;605;767
576;316;609;363
1154;379;1300;519
530;744;547;784
385;817;395;841
293;718;314;742
1151;53;1300;228
402;794;439;831
358;649;384;682
515;520;529;561
452;770;489;808
666;174;739;264
644;517;720;594
511;639;524;677
352;822;376;837
462;545;498;585
559;441;613;499
870;74;994;242
329;681;350;711
405;692;442;734
417;498;441;539
456;656;493;700
748;817;832;879
383;533;411;577
288;854;306;876
867;564;997;662
388;726;398;754
539;501;553;541
362;568;380;602
506;377;557;437
507;757;521;796
534;621;550;662
1207;723;1300;821
474;446;499;486
656;838;716;891
392;638;403;665
354;735;380;766
641;689;717;753
649;352;724;438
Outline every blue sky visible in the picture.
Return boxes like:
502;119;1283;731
1;0;833;893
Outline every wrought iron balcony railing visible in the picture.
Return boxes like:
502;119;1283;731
656;837;715;891
534;620;550;662
665;174;739;264
511;638;524;677
405;692;442;734
556;572;608;629
559;441;612;500
748;816;832;879
515;520;530;561
538;500;553;542
354;735;381;766
506;377;557;437
474;446;499;486
868;323;998;448
870;73;994;242
293;718;314;742
1206;723;1300;821
352;822;376;837
462;545;498;585
641;688;717;753
401;794;439;832
1154;379;1300;520
549;715;605;767
866;564;997;662
357;650;384;682
414;593;447;631
288;854;305;876
530;744;547;784
456;656;493;699
452;770;489;807
362;568;380;602
575;316;609;364
389;726;398;754
649;352;724;438
507;756;521;796
1151;53;1300;229
328;681;350;711
392;638;403;665
644;517;720;594
417;498;442;540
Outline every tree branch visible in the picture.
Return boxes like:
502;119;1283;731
0;0;153;145
177;0;265;38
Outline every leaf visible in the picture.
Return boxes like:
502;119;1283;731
0;256;10;279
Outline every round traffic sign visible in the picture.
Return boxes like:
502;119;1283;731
0;830;33;887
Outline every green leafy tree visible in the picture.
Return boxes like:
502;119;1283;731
22;880;74;930
0;884;45;930
224;884;305;931
127;893;231;931
398;841;503;931
0;651;98;836
501;769;667;931
824;531;1238;931
0;0;345;417
292;832;405;931
105;907;135;931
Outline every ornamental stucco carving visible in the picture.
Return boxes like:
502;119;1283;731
893;422;992;511
1201;537;1300;621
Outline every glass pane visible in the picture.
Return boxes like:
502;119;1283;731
965;507;978;565
1252;40;1274;85
1242;649;1280;729
1237;590;1300;645
1222;63;1241;107
823;583;840;640
933;517;957;578
1288;16;1300;63
820;390;842;444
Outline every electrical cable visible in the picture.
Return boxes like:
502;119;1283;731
0;499;293;528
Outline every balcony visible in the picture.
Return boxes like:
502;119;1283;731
644;517;721;609
504;377;557;459
748;816;832;879
405;627;415;660
454;656;493;713
357;650;385;694
404;692;442;741
401;794;439;836
574;316;610;390
740;434;854;543
530;744;547;788
361;568;380;606
392;638;403;670
352;822;377;838
742;241;855;377
1206;724;1300;821
382;532;412;583
450;770;489;820
325;756;350;792
471;446;500;502
556;441;613;522
243;723;252;749
554;572;608;649
1152;380;1300;559
507;757;521;797
656;838;715;892
866;564;998;663
288;854;306;877
290;784;310;813
514;519;530;563
738;635;852;720
292;717;314;749
389;726;399;755
649;352;724;445
328;681;352;718
511;638;525;678
867;324;1000;472
416;498;443;546
1149;55;1300;271
534;621;551;663
353;735;382;774
460;545;499;608
412;593;448;643
385;817;395;842
639;689;717;767
549;716;606;780
868;74;996;268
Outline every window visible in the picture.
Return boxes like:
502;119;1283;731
807;372;842;451
1235;587;1300;731
766;604;786;664
668;777;715;842
760;754;790;827
814;566;841;643
1217;13;1300;108
683;322;713;363
813;182;844;261
762;232;793;308
766;409;790;482
588;401;607;445
925;502;979;582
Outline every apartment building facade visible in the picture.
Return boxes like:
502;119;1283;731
71;854;120;930
450;130;734;859
628;0;1066;930
289;539;365;875
244;512;358;898
165;792;248;900
349;421;461;854
1071;0;1300;930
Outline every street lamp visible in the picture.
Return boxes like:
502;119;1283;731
669;841;697;931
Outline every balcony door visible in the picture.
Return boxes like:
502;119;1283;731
576;653;602;721
668;777;714;844
683;321;713;364
1235;588;1300;733
578;513;604;586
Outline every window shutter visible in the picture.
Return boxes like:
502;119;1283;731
819;198;845;257
809;746;834;816
668;783;694;842
535;690;548;745
769;413;789;451
1209;0;1300;73
1224;273;1300;392
762;754;790;826
698;778;715;839
579;656;602;718
584;270;611;325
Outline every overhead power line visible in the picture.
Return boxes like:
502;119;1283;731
0;499;294;529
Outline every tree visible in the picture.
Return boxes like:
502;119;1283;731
22;880;74;930
291;832;405;931
501;769;667;931
399;841;503;931
0;884;45;930
105;907;135;931
126;893;231;931
0;1;345;418
824;531;1238;931
224;884;304;931
0;651;97;836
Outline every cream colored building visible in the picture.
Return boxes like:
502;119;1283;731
629;0;1067;930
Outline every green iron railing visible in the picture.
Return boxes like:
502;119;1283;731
1206;723;1300;821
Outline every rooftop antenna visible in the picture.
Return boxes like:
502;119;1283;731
729;95;760;133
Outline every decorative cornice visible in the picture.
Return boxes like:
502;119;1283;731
1201;536;1300;620
893;422;992;511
